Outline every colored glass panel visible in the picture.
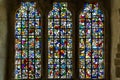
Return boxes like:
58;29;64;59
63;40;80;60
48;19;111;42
79;2;104;79
15;2;42;79
48;2;72;79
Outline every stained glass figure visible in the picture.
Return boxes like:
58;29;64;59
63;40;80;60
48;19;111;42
48;2;72;79
15;2;42;79
79;2;104;79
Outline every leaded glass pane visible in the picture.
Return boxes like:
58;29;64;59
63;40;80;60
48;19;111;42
48;2;72;79
15;2;42;79
79;2;104;79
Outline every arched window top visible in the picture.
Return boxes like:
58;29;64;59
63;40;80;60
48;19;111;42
16;2;41;20
79;2;104;29
48;2;72;19
79;2;104;21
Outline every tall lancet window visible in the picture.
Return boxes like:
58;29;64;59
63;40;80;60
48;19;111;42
48;2;73;79
79;2;104;79
15;2;42;79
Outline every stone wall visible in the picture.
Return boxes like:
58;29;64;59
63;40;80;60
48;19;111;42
111;0;120;80
0;0;7;80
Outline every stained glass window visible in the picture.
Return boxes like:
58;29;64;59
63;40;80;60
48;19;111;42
48;2;72;79
79;2;104;79
15;2;42;79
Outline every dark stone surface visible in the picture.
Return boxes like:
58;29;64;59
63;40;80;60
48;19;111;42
116;67;120;77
